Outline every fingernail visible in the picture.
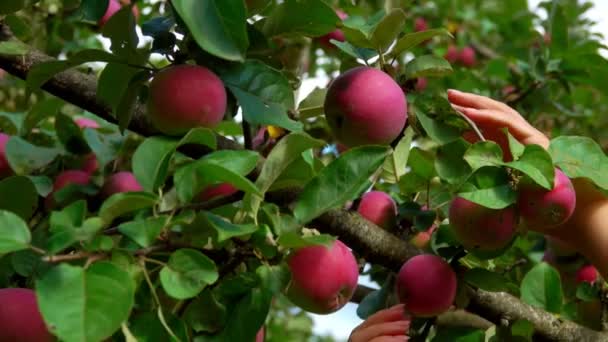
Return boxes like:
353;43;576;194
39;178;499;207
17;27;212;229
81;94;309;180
448;89;461;94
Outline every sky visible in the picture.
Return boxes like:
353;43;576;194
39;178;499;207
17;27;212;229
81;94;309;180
307;1;608;340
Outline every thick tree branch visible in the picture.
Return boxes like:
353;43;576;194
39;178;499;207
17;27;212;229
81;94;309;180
1;21;606;342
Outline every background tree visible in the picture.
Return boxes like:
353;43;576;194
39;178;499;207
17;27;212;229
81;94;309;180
0;0;607;341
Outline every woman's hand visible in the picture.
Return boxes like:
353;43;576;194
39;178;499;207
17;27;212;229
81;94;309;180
349;304;410;342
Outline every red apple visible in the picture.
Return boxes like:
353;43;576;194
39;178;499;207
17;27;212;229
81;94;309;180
414;18;428;32
196;183;239;202
318;10;348;50
286;240;359;314
0;288;53;342
147;65;227;136
0;133;14;179
357;191;397;230
100;171;143;199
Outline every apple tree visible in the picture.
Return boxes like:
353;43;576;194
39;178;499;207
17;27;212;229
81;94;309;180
0;0;607;341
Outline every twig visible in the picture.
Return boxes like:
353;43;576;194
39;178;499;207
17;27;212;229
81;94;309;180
29;245;47;255
42;251;97;263
454;108;486;142
140;257;162;307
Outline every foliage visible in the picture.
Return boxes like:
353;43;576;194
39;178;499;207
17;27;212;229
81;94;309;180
0;0;606;341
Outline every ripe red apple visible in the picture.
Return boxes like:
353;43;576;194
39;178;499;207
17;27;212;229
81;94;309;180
449;197;517;257
0;133;14;179
0;288;53;342
324;66;407;146
80;153;99;174
444;45;459;64
100;171;143;199
195;183;239;202
147;65;227;136
45;170;92;209
286;240;359;314
99;0;139;27
518;169;576;229
318;10;348;50
396;254;457;317
459;46;476;67
415;77;428;91
414;18;428;32
74;117;100;129
410;225;437;249
255;327;265;342
357;191;397;230
576;265;599;284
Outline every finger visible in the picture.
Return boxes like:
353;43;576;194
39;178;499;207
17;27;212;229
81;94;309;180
448;89;512;112
352;321;410;342
356;305;408;330
369;336;409;342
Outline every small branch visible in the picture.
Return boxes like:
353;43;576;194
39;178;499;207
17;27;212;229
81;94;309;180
140;257;162;308
29;245;47;255
142;257;167;267
436;310;493;330
454;108;486;142
42;251;98;263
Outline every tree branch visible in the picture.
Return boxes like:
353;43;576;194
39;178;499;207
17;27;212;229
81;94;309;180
1;21;606;342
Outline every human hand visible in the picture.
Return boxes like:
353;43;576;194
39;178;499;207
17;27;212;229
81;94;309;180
447;89;550;160
349;304;410;342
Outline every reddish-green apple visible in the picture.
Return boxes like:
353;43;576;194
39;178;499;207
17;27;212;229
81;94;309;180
324;66;407;146
318;10;348;50
0;288;53;342
414;18;428;32
147;65;227;135
459;46;476;67
518;168;576;229
100;171;143;199
196;183;239;202
444;45;459;64
449;197;517;257
357;191;397;230
396;254;457;317
286;240;359;314
0;133;13;179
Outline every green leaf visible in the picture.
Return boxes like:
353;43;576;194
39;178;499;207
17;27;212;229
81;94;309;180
432;327;485;342
549;4;568;55
458;185;517;210
5;137;60;175
506;145;554;190
184;289;227;333
118;216;167;248
0;40;29;55
132;137;178;193
262;0;338;37
414;106;462;145
511;320;535;340
48;202;104;254
129;311;188;342
172;0;248;61
221;60;301;132
356;278;393;319
98;62;141;112
0;210;31;253
0;176;38;220
243;132;325;218
294;146;391;223
520;262;563;313
26;49;120;90
576;282;600;302
0;0;27;15
505;130;525;160
548;136;608;190
160;249;219;299
408;147;436;180
99;192;158;225
115;70;150;132
390;29;452;57
78;0;110;21
405;55;453;79
37;262;135;342
174;158;260;204
101;6;139;58
331;41;378;62
464;268;513;292
435;139;472;185
55;113;90;154
464;141;504;171
276;231;336;249
381;127;414;183
370;9;406;52
82;129;123;169
21;98;64;135
203;212;258;242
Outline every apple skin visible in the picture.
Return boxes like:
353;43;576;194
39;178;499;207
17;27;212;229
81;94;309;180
518;169;576;229
45;170;92;209
147;65;227;136
285;240;359;314
415;77;428;91
0;288;53;342
449;197;517;257
195;183;239;202
74;118;100;174
100;171;143;199
74;118;100;129
0;133;14;179
318;10;348;50
444;45;460;64
410;225;437;250
324;66;408;147
576;265;599;284
357;191;397;230
255;327;265;342
414;18;429;32
395;254;457;317
459;46;477;67
99;0;139;27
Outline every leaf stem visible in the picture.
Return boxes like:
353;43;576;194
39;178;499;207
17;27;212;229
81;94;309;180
142;257;167;267
29;245;47;255
454;108;486;142
140;257;162;307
